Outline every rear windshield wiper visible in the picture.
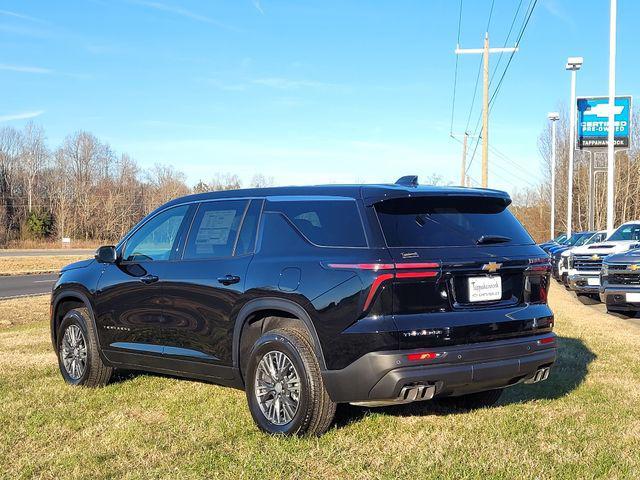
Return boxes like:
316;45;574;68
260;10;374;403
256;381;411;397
476;235;512;245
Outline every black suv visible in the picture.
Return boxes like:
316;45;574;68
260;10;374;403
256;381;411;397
51;178;556;436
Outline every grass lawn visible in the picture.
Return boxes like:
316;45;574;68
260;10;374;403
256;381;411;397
0;284;639;479
0;255;88;276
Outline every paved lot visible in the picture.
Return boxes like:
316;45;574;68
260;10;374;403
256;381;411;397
0;249;94;257
0;273;57;299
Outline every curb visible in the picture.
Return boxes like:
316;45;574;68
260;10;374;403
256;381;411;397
0;270;58;277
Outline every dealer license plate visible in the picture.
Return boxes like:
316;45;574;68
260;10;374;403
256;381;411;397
468;276;502;302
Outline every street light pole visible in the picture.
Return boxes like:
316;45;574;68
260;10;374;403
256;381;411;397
566;57;583;238
606;0;617;235
548;112;560;240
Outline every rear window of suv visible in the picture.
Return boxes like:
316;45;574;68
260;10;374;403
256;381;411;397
375;196;533;247
267;199;367;247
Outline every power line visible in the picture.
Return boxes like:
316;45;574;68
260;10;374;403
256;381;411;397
463;0;496;133
485;0;496;31
488;0;538;107
488;0;525;87
465;0;539;176
449;0;464;135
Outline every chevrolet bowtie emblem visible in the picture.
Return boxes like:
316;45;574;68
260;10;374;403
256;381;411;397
628;264;640;271
591;254;600;261
482;262;502;273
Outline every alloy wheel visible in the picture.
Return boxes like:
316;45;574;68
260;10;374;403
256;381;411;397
61;325;88;380
254;350;301;425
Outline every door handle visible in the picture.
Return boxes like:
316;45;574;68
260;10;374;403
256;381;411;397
217;274;240;285
140;274;159;284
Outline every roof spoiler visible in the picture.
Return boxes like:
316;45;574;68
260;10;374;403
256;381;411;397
395;175;419;187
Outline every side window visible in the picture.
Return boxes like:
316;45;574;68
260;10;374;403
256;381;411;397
267;199;367;247
123;205;189;262
235;200;263;256
184;200;247;259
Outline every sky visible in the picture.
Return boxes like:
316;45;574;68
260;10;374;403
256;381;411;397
0;0;636;194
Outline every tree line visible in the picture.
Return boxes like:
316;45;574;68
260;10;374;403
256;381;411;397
512;109;640;242
0;123;273;247
3;112;635;248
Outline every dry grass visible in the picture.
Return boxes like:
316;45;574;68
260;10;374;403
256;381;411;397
5;239;100;249
0;255;88;275
0;295;49;329
0;284;639;479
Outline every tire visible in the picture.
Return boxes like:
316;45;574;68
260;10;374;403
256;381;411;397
576;293;600;305
245;327;336;436
56;308;112;387
434;389;503;410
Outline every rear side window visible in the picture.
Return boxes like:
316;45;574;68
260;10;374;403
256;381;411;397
267;199;367;247
235;200;262;256
375;197;533;247
184;200;247;259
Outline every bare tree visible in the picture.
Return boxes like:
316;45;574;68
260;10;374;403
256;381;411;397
250;174;275;188
20;122;49;213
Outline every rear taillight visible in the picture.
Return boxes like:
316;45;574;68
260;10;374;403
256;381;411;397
363;273;394;310
539;283;548;303
537;336;555;345
406;351;444;361
326;262;441;311
528;257;552;272
327;263;394;271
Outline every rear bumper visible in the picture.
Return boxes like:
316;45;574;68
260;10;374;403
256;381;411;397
568;273;600;293
600;286;640;311
322;333;557;403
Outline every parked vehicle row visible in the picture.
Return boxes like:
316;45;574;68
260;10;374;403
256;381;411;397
542;222;640;316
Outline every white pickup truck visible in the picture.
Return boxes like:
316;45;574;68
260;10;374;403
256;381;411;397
567;222;640;302
558;230;607;287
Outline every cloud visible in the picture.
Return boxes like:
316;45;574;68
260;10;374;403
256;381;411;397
0;9;46;24
252;77;343;90
131;1;241;31
0;110;45;122
543;0;576;28
252;1;264;14
0;63;52;74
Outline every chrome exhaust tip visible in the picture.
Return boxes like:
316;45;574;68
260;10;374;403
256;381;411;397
350;383;436;407
524;367;551;384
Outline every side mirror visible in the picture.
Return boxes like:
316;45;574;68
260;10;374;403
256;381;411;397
95;245;118;264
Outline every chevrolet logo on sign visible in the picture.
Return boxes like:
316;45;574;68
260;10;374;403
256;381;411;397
482;262;502;273
591;254;600;261
628;264;640;271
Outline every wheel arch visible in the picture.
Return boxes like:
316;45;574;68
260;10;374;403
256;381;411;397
233;297;326;376
51;290;97;350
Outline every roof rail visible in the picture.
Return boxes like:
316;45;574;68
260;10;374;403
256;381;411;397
395;175;419;187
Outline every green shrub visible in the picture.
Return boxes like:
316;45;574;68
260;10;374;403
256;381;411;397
25;210;53;239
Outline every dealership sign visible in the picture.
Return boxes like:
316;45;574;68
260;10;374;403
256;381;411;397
577;96;632;149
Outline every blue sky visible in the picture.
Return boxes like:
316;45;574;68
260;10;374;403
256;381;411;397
0;0;636;193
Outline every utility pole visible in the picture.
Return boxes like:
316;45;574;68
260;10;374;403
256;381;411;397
482;34;489;187
456;33;518;188
450;132;478;187
606;0;617;236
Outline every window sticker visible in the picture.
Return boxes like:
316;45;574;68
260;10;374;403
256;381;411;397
194;210;237;253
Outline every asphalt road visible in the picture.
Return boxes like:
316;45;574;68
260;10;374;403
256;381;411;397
0;273;57;299
0;249;94;257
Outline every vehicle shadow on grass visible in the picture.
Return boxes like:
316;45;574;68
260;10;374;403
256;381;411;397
333;335;596;429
